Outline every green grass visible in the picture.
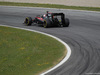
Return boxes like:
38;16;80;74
0;26;66;75
0;1;100;11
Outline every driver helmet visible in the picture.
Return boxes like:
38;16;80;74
43;14;46;17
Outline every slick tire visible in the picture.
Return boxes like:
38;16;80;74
43;19;51;28
63;18;70;27
25;17;32;26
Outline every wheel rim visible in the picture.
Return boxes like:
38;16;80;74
25;19;28;24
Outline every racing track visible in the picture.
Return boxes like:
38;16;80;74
0;6;100;75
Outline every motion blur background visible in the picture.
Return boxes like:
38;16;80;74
0;0;100;7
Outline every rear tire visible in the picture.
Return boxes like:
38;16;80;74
43;19;51;28
24;17;32;26
63;18;70;27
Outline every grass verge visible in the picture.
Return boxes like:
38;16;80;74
0;26;66;75
0;1;100;11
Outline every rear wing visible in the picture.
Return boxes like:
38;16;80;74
51;13;65;24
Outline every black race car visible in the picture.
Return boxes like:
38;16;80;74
24;11;70;28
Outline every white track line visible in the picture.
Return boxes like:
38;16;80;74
0;25;71;75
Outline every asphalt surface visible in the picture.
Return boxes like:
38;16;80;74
0;6;100;75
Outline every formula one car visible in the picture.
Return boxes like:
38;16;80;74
24;11;70;28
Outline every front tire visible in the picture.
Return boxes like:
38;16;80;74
63;18;70;27
24;17;32;26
